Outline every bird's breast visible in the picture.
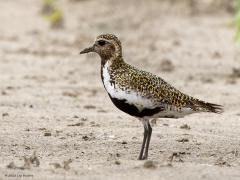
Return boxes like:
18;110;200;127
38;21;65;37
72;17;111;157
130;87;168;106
101;62;157;112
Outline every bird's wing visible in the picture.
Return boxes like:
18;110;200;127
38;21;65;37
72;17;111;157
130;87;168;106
121;66;223;113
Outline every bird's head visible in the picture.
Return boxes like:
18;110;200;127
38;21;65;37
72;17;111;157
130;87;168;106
80;34;122;61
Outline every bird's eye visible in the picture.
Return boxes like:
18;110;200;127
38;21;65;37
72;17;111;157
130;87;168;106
98;40;106;46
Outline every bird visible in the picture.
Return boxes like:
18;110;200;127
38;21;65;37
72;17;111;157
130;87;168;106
80;33;223;160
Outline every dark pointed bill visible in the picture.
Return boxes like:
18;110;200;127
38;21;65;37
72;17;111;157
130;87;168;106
80;46;94;54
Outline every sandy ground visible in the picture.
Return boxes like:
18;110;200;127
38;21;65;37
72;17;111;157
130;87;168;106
0;0;240;179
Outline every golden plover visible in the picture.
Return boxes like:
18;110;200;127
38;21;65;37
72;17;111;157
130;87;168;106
80;34;223;160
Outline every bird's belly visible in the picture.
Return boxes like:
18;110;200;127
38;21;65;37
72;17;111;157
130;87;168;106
108;93;193;118
108;92;163;118
103;78;194;118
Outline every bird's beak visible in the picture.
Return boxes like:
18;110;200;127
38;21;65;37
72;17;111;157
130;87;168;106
80;45;95;54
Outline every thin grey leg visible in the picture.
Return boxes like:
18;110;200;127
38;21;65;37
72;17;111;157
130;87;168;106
138;124;148;160
143;121;152;160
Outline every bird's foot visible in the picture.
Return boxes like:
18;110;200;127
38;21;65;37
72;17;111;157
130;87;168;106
137;155;148;160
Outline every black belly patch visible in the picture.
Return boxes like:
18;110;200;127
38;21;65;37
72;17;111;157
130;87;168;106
109;95;163;118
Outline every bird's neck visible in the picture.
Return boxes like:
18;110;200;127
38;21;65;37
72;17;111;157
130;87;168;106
101;54;124;68
100;55;125;82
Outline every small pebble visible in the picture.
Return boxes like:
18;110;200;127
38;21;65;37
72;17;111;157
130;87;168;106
180;124;191;130
122;141;127;144
84;105;96;109
143;160;157;169
2;113;9;117
44;132;52;136
176;138;189;143
115;160;121;165
82;135;89;141
1;91;7;95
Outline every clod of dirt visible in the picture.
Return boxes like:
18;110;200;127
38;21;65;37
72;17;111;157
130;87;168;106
25;146;31;150
44;132;52;136
168;152;185;163
6;86;15;90
82;135;89;141
201;77;214;83
83;133;95;140
31;156;39;167
229;68;240;79
89;89;98;97
215;157;231;167
2;113;9;117
212;51;222;59
114;160;121;165
196;142;201;146
1;90;7;95
160;59;175;72
97;109;108;113
39;128;47;131
29;151;40;167
67;122;84;127
116;153;121;157
121;141;127;145
6;162;17;169
41;1;54;15
84;105;96;109
50;163;62;169
63;159;72;170
172;39;181;46
81;117;88;121
56;130;63;134
6;151;40;170
225;78;236;84
50;159;72;170
176;138;189;143
143;160;157;169
90;121;101;127
180;124;191;130
62;91;80;98
231;149;239;157
187;75;194;81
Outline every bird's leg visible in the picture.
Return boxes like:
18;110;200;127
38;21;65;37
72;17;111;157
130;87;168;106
138;121;148;160
142;121;152;160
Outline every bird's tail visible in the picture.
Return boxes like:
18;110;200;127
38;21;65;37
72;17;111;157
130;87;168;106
189;99;223;113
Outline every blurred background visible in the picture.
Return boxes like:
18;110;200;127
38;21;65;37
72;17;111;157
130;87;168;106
0;0;239;107
0;0;240;179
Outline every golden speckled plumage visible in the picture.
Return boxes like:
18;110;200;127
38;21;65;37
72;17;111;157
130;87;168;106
80;33;223;160
95;34;222;113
